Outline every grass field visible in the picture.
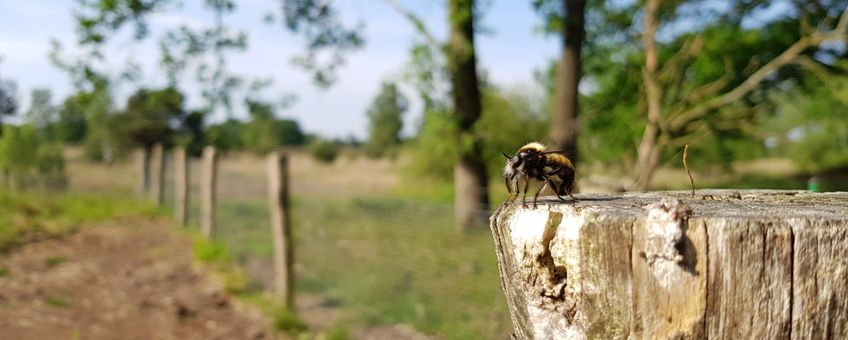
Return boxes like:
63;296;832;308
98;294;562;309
54;147;848;339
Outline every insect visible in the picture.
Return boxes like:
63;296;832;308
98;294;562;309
503;142;576;208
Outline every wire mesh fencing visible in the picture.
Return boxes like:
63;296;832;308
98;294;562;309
70;149;512;339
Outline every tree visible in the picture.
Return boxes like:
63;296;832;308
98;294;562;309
159;0;248;117
241;99;306;154
26;89;58;138
446;0;490;229
633;3;848;189
122;87;185;150
535;0;586;164
365;81;408;158
381;0;491;229
0;57;17;133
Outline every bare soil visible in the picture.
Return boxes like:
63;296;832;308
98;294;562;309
0;217;279;340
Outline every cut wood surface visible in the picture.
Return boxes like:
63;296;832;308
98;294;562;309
489;190;848;340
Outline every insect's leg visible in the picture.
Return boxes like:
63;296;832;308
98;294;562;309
554;180;567;202
503;176;514;203
521;176;530;208
533;177;551;209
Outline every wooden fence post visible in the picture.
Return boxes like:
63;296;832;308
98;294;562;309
490;190;848;339
174;147;189;226
150;143;166;205
136;147;151;195
268;152;294;309
201;146;217;238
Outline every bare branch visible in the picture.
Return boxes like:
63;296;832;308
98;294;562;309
668;8;848;133
380;0;441;49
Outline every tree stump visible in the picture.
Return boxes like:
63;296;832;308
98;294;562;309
489;190;848;340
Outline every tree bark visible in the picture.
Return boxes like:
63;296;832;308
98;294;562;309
550;0;585;164
448;0;489;230
489;190;848;339
634;0;662;191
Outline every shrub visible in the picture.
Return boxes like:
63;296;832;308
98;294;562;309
309;139;339;163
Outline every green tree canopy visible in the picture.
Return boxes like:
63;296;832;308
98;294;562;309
241;99;306;154
122;87;185;149
365;81;408;158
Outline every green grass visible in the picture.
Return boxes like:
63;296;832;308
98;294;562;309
201;194;510;339
44;294;71;308
44;255;67;267
292;196;510;339
0;190;161;253
190;234;248;294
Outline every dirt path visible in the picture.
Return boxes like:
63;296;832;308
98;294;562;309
0;217;278;340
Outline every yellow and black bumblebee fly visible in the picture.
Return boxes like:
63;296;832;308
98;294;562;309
503;142;576;208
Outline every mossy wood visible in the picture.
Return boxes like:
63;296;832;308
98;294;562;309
489;190;848;339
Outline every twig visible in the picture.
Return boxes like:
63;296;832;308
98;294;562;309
683;144;694;198
380;0;441;49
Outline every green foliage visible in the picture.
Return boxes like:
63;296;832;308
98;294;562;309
122;87;185;149
60;83;122;163
241;99;306;155
407;88;548;180
158;0;247;115
273;308;308;334
207;119;245;151
770;69;848;172
364;82;407;158
0;125;67;190
26;89;58;137
0;58;18;117
278;0;364;87
309;138;339;163
56;92;89;143
175;110;206;156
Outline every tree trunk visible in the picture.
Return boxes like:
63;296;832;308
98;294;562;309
447;0;489;230
634;0;663;191
550;0;585;164
490;190;848;339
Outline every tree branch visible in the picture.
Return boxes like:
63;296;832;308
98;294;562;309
380;0;441;48
680;56;735;106
667;7;848;133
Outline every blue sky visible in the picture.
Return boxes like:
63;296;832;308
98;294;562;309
0;0;560;139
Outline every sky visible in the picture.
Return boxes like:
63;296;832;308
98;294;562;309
0;0;560;139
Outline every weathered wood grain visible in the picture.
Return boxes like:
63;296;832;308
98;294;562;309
489;190;848;340
174;147;189;226
267;152;294;309
150;143;165;205
200;146;217;238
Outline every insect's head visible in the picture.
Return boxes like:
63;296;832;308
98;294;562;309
503;152;522;167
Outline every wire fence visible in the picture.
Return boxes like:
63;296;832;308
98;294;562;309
142;150;512;339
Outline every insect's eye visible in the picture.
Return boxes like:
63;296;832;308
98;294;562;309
512;156;522;165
